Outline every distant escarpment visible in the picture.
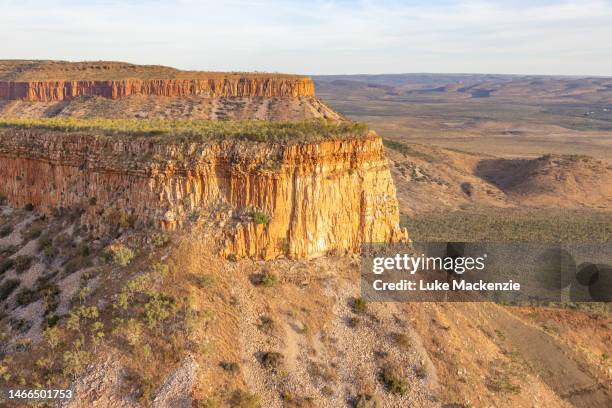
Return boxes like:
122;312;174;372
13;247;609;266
0;60;340;120
0;122;406;259
0;77;314;102
0;60;314;101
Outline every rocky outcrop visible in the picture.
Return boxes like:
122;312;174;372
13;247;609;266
0;77;315;102
0;129;406;259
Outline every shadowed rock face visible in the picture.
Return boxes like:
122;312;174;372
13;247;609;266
0;77;315;101
0;128;407;259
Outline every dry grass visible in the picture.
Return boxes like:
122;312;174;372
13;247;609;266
402;207;612;242
0;118;369;143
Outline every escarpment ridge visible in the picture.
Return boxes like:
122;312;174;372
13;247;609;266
0;120;407;259
0;60;314;101
0;78;314;101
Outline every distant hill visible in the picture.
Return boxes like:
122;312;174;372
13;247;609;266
0;60;342;121
313;73;612;160
313;73;612;104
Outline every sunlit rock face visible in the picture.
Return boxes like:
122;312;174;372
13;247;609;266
0;77;315;102
0;129;406;259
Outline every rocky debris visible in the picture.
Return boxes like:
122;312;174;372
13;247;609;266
152;356;198;408
60;353;138;408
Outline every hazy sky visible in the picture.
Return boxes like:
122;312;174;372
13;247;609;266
2;0;611;75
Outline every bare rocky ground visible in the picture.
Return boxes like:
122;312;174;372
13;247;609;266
384;141;612;215
1;206;609;407
0;96;342;122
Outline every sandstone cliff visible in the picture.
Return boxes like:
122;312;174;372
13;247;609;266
0;77;315;102
0;128;406;259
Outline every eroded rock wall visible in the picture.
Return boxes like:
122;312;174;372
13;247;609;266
0;129;406;259
0;77;315;102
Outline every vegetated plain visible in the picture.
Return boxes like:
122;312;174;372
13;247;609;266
402;207;612;242
314;74;612;160
315;73;612;244
0;117;369;143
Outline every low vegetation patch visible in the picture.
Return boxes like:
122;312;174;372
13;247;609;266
0;225;13;237
230;390;260;408
14;255;33;274
352;297;368;314
15;287;37;307
257;315;277;334
0;278;20;299
403;207;612;242
0;258;15;274
251;211;271;225
104;243;135;266
261;351;284;371
352;393;381;408
378;365;409;395
0;118;370;144
220;361;240;374
251;271;279;287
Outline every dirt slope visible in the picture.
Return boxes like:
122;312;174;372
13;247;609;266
0;95;342;121
1;206;609;407
385;141;612;214
476;154;612;208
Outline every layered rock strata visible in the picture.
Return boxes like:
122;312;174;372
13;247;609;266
0;77;315;102
0;129;406;259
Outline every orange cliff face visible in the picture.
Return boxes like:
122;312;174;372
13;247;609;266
0;77;315;102
0;129;407;259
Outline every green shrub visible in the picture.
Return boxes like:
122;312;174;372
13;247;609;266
352;297;367;314
151;232;170;247
258;316;276;334
251;211;270;225
22;225;43;241
24;203;34;211
261;351;284;371
88;197;97;206
196;274;216;289
347;317;360;328
197;398;220;408
353;394;381;408
43;244;58;259
37;233;53;251
62;344;91;380
230;390;260;408
0;193;7;205
379;366;408;395
220;361;240;374
15;287;37;306
394;333;411;350
0;258;14;274
414;364;428;379
64;258;84;275
0;278;20;299
260;271;278;287
0;225;13;237
143;293;177;329
39;282;60;315
104;244;135;266
44;314;60;328
14;255;33;274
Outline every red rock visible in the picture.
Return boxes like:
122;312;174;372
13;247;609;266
0;77;315;102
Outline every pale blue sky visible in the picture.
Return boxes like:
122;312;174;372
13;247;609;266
2;0;611;75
